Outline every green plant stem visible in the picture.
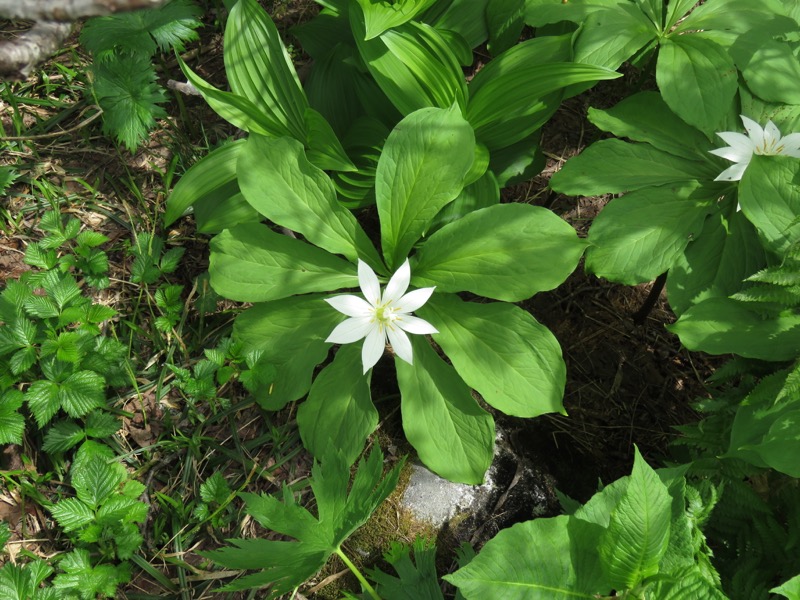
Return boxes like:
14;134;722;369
335;547;381;600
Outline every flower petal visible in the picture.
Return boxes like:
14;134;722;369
396;314;438;335
763;120;781;149
358;260;381;307
395;287;435;313
326;295;373;317
708;146;749;162
383;259;411;305
778;132;800;157
740;115;764;142
361;327;386;373
716;131;754;155
714;161;748;182
386;326;413;365
326;316;375;344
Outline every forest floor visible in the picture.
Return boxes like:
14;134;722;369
0;1;718;598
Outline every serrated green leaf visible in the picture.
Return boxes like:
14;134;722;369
0;390;25;445
772;573;800;599
24;296;59;319
80;0;200;56
199;472;232;505
157;247;183;274
92;56;167;150
59;371;105;418
85;411;120;438
25;380;61;427
42;420;86;453
598;448;671;589
9;346;36;375
51;498;94;532
206;449;403;596
72;452;125;507
75;230;109;248
24;243;57;270
369;537;445;600
97;495;148;526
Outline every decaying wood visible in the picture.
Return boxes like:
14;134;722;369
0;21;72;79
0;0;167;21
0;0;170;79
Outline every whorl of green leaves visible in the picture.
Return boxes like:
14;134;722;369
80;0;202;149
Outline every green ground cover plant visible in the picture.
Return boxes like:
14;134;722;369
2;0;800;598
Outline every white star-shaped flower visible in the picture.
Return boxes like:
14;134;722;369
325;259;438;373
710;115;800;181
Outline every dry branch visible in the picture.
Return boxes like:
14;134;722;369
0;21;72;79
0;0;168;21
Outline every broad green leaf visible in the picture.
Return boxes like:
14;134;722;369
634;0;662;30
585;183;716;285
444;516;606;599
194;190;261;234
297;345;378;466
467;62;620;151
164;139;245;226
587;92;713;160
524;0;630;28
486;0;526;55
85;411;121;438
356;0;437;39
303;107;356;172
177;56;280;136
397;337;494;484
772;573;800;599
489;132;546;187
237;135;383;271
422;0;489;48
377;106;475;269
667;210;766;315
353;11;467;116
668;297;800;361
413;204;586;301
209;224;357;302
675;0;787;36
598;448;671;589
573;5;657;70
233;295;344;407
727;374;800;478
206;450;403;596
656;35;737;135
549;139;718;195
72;452;126;507
739;155;800;255
428;169;499;233
728;20;800;105
664;0;700;31
420;294;566;417
50;498;94;532
225;0;307;139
